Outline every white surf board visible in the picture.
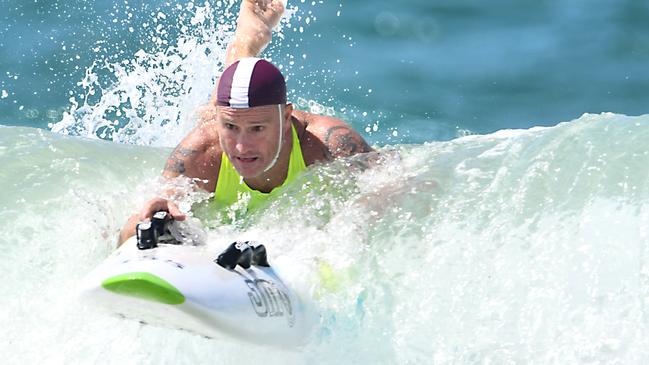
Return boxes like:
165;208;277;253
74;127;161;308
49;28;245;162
79;236;314;349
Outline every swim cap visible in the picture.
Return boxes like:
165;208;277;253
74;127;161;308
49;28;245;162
216;58;287;108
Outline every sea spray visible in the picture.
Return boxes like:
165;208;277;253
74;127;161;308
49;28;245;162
49;2;234;146
48;1;307;148
4;113;649;362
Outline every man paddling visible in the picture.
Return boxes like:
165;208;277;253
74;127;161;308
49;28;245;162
119;0;372;243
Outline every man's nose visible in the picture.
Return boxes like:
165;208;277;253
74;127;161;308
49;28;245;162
235;133;252;153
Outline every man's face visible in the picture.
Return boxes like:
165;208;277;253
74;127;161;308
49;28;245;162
216;104;288;178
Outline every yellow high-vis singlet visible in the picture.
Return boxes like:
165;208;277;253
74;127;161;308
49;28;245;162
214;124;306;211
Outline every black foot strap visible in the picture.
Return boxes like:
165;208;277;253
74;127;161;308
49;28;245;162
216;241;270;269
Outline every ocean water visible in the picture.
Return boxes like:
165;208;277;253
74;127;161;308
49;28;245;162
2;0;649;363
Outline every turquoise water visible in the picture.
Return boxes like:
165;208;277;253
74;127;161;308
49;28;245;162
2;1;649;363
2;0;648;138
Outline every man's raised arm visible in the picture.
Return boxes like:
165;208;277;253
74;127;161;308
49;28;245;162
225;0;285;66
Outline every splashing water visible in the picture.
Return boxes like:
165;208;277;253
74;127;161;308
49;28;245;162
4;0;649;363
48;2;232;146
4;113;649;363
48;1;301;147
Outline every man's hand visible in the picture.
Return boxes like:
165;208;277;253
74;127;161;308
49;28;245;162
139;197;187;222
118;198;187;246
240;0;285;30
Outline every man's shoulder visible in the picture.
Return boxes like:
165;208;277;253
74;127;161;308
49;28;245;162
162;121;222;191
175;121;223;163
293;109;373;162
188;121;223;169
191;121;222;153
294;110;343;135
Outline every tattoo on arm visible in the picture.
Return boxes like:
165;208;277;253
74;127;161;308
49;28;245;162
164;147;198;175
324;126;372;159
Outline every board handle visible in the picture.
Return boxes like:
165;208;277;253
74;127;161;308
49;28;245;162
136;211;181;249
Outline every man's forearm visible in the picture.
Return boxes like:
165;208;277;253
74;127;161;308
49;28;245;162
224;0;284;66
225;37;270;67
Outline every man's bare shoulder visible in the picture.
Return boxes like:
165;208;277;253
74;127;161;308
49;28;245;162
163;121;222;191
293;109;373;162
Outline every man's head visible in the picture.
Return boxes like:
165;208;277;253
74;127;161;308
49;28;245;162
215;58;292;179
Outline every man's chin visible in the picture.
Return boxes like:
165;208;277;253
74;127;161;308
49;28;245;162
233;164;263;179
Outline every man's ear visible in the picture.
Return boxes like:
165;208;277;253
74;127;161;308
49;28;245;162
283;103;293;130
210;78;220;105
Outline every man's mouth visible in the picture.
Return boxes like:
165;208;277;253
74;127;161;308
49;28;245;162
236;156;258;163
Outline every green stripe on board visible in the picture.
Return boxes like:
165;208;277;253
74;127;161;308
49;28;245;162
102;272;185;305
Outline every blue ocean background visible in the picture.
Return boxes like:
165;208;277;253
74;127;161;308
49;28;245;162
2;0;649;363
3;0;648;138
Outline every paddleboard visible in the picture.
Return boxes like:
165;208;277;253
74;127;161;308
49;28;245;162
79;223;314;349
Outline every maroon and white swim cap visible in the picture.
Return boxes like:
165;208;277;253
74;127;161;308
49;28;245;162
216;57;286;108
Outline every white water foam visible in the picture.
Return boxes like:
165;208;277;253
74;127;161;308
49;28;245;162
4;113;649;363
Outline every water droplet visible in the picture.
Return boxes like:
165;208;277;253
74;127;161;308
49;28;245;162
374;12;400;37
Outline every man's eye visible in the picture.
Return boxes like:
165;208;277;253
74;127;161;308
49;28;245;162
225;123;236;130
252;126;264;132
